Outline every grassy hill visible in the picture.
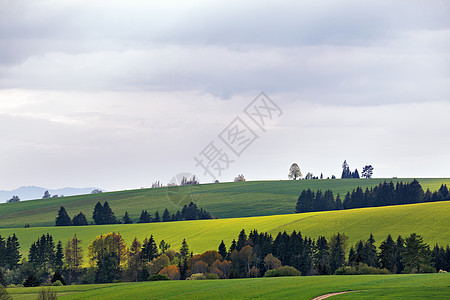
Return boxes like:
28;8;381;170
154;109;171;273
1;201;449;258
1;178;449;228
7;273;450;299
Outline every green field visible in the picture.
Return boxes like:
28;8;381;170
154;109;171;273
1;178;449;228
6;273;450;299
1;201;449;258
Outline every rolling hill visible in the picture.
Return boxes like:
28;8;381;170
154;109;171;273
0;178;449;228
1;200;449;258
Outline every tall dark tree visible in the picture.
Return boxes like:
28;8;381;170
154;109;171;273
180;239;189;259
329;233;347;274
54;241;64;271
153;210;161;222
72;212;88;226
218;240;227;259
0;235;6;269
42;190;51;199
394;236;405;274
141;236;158;262
55;206;72;226
236;230;247;251
402;233;432;273
364;234;378;267
5;234;21;269
162;209;171;222
92;202;104;225
138;210;151;223
378;234;396;272
122;211;133;224
314;236;330;275
102;201;117;224
341;160;351;179
351;169;360;179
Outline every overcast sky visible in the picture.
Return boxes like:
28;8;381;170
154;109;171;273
0;0;449;192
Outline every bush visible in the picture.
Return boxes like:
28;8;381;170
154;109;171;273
0;285;12;300
204;273;219;280
52;280;63;287
23;274;40;287
37;287;57;300
187;273;206;280
335;264;390;275
264;266;301;277
148;274;171;281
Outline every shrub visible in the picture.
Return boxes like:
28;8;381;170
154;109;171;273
37;287;57;300
0;285;12;300
335;263;390;275
187;273;206;280
148;274;171;281
23;274;40;287
204;273;219;280
51;280;63;287
264;266;301;277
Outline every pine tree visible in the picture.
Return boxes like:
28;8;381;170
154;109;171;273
218;240;227;259
55;206;72;226
153;210;161;222
394;236;405;274
122;211;133;224
5;234;21;269
237;230;247;251
102;201;117;224
402;233;432;273
364;234;378;267
141;235;158;261
159;240;170;253
378;234;396;272
162;209;171;222
54;241;64;271
334;194;343;210
314;236;330;275
180;239;189;259
128;238;142;282
138;210;151;223
329;233;347;274
72;212;88;226
0;235;6;269
65;234;83;284
341;160;351;179
92;202;104;225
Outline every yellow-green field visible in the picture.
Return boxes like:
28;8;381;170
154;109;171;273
1;178;449;228
1;201;449;258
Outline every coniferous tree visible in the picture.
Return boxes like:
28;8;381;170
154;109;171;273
314;236;330;275
141;236;158;261
159;240;170;253
402;233;432;273
394;236;405;274
153;210;161;222
0;267;6;287
138;210;151;223
334;194;343;210
364;234;378;267
341;160;351;179
348;246;356;266
329;233;347;274
102;201;117;224
5;234;21;269
65;234;83;284
162;209;171;222
379;234;396;272
55;206;72;226
236;230;247;251
0;235;6;269
92;202;104;225
352;169;360;179
218;240;227;259
54;241;64;271
180;239;189;259
122;211;133;224
72;212;88;226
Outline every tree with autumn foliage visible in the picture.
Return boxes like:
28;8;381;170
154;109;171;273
159;265;180;280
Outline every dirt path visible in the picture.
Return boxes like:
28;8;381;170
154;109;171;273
311;291;357;299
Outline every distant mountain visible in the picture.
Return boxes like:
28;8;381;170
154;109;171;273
0;186;104;203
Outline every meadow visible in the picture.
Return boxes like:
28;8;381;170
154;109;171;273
1;178;449;228
6;273;450;299
1;201;449;258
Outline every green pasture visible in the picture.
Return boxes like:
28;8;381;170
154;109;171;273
1;178;449;228
6;273;450;299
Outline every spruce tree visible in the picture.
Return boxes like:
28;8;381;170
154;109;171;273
218;240;227;259
5;234;21;269
55;206;72;226
162;209;171;222
364;234;378;267
0;235;6;268
180;239;189;259
92;202;104;225
122;211;133;224
329;233;347;274
138;210;151;223
54;241;64;271
379;234;396;272
153;210;161;222
141;235;158;261
72;212;88;226
237;229;247;251
102;201;117;224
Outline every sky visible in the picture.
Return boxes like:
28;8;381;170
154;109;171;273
0;0;449;192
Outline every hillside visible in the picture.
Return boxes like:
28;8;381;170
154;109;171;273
1;201;449;258
0;178;449;228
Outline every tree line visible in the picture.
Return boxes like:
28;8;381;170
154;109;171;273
55;201;212;226
1;229;449;287
296;180;449;213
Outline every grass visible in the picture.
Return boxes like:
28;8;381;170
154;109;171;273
1;201;449;258
6;273;450;299
0;178;449;228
